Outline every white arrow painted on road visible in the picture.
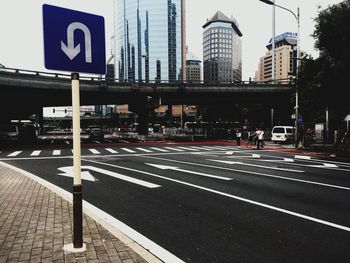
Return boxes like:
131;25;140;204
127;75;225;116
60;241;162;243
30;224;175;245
61;22;92;63
57;166;160;188
58;166;97;182
261;158;295;163
308;163;339;168
146;163;232;181
208;160;304;173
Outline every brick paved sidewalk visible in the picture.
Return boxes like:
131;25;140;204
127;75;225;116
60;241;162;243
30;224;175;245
0;163;150;263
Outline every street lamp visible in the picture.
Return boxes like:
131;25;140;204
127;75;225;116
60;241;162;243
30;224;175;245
259;0;275;82
259;0;300;148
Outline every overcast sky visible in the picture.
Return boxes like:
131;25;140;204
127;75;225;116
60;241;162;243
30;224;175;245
0;0;343;81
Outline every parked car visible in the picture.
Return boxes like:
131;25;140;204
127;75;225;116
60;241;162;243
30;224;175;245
0;123;37;143
0;124;20;142
271;126;295;143
88;128;104;141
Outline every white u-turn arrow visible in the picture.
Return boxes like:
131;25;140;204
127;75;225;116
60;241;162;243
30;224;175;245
61;22;92;63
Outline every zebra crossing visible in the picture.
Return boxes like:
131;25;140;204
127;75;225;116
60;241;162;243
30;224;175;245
0;145;235;159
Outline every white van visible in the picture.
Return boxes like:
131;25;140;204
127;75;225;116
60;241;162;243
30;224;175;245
271;126;295;143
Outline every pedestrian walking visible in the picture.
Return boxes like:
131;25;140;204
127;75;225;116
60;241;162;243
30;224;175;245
257;128;264;150
235;129;242;146
252;128;258;146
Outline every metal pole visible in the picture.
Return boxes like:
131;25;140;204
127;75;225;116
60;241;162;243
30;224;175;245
271;108;274;130
181;0;186;82
181;0;186;129
272;0;275;82
181;105;183;128
71;72;83;248
295;7;300;148
326;105;329;131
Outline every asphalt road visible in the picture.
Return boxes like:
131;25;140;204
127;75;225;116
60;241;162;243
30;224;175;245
1;144;350;262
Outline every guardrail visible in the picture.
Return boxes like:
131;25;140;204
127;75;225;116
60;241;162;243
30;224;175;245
0;66;293;86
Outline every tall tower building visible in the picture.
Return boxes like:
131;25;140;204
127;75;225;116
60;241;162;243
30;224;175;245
256;32;305;82
202;11;242;83
115;0;185;83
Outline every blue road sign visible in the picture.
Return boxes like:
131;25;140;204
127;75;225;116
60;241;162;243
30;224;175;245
43;4;106;74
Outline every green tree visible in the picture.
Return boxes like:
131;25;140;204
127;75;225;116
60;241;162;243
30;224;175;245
298;0;350;128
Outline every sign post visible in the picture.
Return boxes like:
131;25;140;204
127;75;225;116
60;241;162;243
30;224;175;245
71;72;82;248
43;4;105;252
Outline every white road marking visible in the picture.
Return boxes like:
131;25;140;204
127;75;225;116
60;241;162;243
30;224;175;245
146;163;232;180
83;159;350;233
226;154;350;172
189;146;214;151
136;147;153;153
295;155;311;160
200;146;224;150
177;146;199;151
150;147;169;152
30;151;41;156
105;148;118;154
53;150;61;156
227;154;260;159
58;166;98;182
164;147;184;152
199;146;223;150
308;163;338;168
7;151;22;157
121;148;136;153
86;165;160;188
262;158;294;163
209;159;304;173
206;146;233;150
141;156;350;191
89;149;101;154
93;140;101;144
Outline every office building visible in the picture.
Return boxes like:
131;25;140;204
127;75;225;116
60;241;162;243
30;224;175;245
115;0;185;83
202;11;242;83
186;51;201;83
256;32;305;82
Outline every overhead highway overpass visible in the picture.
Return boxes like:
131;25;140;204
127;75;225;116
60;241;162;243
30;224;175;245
0;67;295;133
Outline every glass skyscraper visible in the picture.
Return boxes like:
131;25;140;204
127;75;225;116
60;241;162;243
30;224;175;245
115;0;183;83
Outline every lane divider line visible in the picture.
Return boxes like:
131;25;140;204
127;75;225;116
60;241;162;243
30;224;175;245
83;159;350;233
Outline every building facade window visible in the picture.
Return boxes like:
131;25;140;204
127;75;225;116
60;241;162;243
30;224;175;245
116;0;182;82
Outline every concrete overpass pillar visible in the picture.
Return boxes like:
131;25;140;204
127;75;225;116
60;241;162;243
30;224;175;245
136;108;149;135
35;111;45;135
167;104;173;128
129;98;149;136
